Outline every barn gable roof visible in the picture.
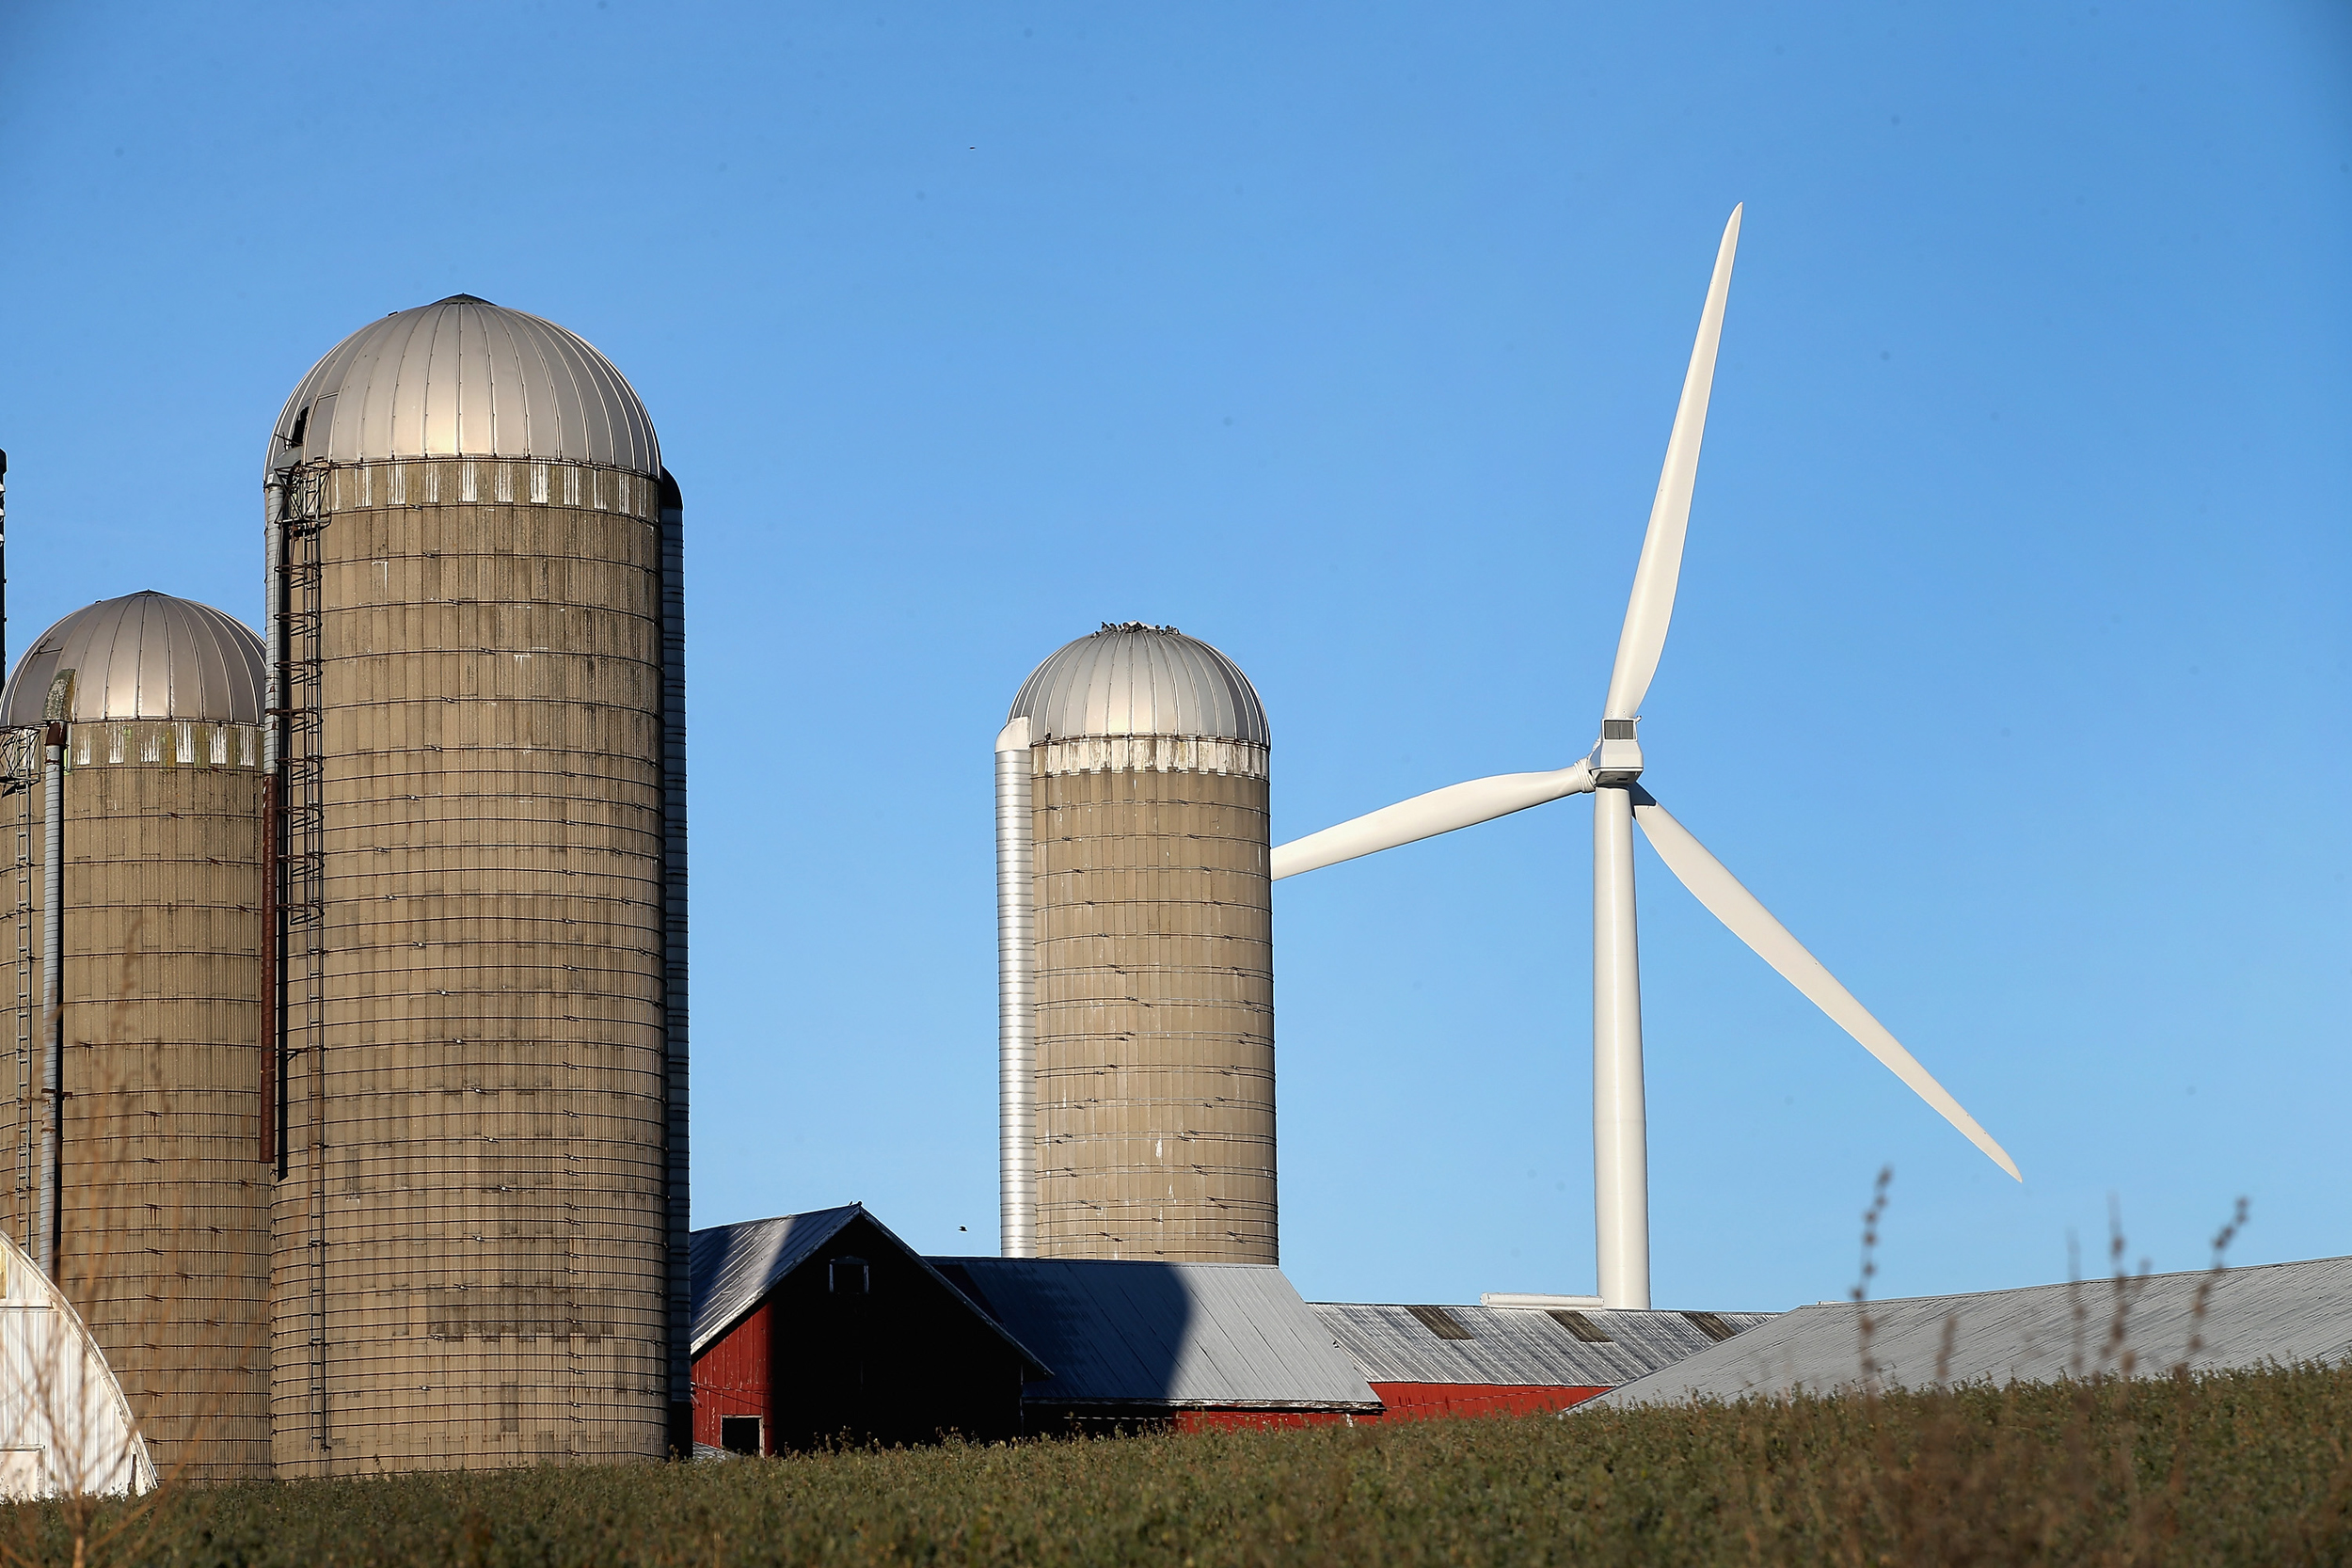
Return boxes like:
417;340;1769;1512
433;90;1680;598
690;1206;1049;1376
930;1258;1379;1411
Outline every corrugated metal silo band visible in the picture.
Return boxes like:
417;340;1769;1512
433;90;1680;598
994;718;1036;1259
289;457;656;516
1035;736;1268;780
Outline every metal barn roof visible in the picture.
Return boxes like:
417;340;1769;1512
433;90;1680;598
2;592;264;726
691;1206;864;1355
1593;1253;2352;1410
1312;1303;1772;1389
269;294;661;478
690;1206;1047;1376
931;1258;1377;1411
1009;624;1270;747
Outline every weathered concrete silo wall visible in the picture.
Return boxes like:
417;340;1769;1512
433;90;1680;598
0;593;271;1481
264;297;682;1475
1008;626;1277;1264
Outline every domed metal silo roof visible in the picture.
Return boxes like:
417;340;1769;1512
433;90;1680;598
2;593;265;726
1010;623;1269;745
266;295;660;478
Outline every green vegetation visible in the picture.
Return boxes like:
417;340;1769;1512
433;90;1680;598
8;1364;2348;1567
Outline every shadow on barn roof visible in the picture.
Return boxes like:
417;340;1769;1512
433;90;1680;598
930;1258;1378;1411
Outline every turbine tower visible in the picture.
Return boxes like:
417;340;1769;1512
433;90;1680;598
1269;208;2019;1309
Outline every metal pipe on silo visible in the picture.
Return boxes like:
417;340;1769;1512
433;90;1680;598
261;483;282;1173
0;449;9;673
34;722;58;1277
993;716;1035;1259
261;483;280;783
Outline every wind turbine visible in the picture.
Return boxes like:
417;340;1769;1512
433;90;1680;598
1270;207;2020;1309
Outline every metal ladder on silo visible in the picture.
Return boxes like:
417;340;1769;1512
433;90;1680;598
8;766;30;1254
279;464;332;1454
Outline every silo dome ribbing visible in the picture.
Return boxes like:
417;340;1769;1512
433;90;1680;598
1003;624;1277;1265
268;295;660;477
1009;625;1269;748
1;593;266;726
264;297;688;1475
1;593;271;1479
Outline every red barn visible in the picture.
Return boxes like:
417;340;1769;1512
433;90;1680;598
692;1205;1764;1449
690;1206;1048;1454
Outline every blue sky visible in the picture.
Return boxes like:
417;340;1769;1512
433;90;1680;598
1;2;2344;1310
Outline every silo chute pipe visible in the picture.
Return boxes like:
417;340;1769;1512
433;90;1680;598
993;717;1035;1259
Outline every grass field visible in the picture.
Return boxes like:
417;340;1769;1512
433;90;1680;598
7;1362;2346;1568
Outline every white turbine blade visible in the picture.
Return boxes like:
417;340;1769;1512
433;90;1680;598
1603;205;1742;723
1272;762;1595;881
1629;787;2022;1181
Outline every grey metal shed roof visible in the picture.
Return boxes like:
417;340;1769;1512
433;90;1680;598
930;1258;1377;1411
268;294;660;478
3;592;264;726
1312;1304;1772;1389
1009;624;1270;746
690;1206;1047;1376
1592;1252;2352;1410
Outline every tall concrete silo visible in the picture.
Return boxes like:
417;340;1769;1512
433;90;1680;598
994;624;1276;1263
262;295;689;1475
0;592;271;1480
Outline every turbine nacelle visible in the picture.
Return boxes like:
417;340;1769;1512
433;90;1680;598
1592;719;1644;784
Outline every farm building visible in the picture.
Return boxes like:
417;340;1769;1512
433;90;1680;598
0;1228;154;1499
693;1207;1785;1445
931;1256;1379;1433
691;1209;1379;1448
689;1207;1046;1455
1313;1302;1772;1419
1591;1253;2352;1408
